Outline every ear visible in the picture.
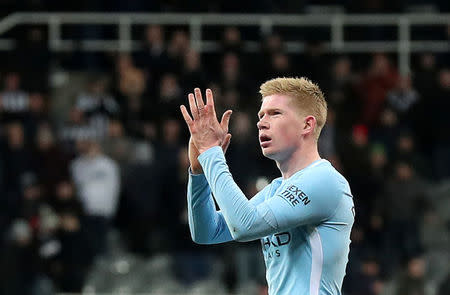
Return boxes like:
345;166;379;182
301;115;317;136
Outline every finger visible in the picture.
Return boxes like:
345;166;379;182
188;93;199;120
220;110;233;133
222;133;232;154
180;105;194;129
194;88;205;111
206;88;217;119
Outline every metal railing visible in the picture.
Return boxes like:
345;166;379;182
0;12;449;75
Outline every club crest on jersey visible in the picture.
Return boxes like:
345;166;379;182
279;185;310;207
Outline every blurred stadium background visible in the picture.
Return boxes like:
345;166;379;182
0;1;449;295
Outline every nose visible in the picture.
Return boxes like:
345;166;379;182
257;119;269;130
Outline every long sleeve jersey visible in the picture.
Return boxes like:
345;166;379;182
187;146;354;295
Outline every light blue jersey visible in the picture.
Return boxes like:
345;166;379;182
187;146;354;295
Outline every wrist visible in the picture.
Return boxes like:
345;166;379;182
191;165;203;174
198;143;220;154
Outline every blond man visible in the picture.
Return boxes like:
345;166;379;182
180;77;354;295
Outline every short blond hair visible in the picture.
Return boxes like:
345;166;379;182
259;77;327;140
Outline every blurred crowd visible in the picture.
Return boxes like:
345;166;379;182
0;16;449;295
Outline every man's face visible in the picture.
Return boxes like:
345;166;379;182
257;94;304;161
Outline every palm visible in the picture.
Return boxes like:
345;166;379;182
181;88;233;174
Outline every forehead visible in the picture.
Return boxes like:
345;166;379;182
259;94;294;112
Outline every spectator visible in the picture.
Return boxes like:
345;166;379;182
218;89;241;114
59;107;99;155
14;27;51;93
33;123;71;196
35;204;59;295
23;93;49;139
359;54;399;126
366;144;389;202
339;125;371;196
371;107;401;157
181;49;208;95
167;30;191;74
158;73;183;117
52;180;84;218
394;131;430;178
376;162;427;273
70;140;120;257
430;69;450;180
218;52;253;109
220;52;241;90
116;62;151;138
121;139;162;254
395;256;426;295
0;73;29;123
269;52;293;78
0;220;38;295
354;143;389;228
261;32;284;57
344;254;384;295
326;56;360;140
101;119;135;171
296;40;330;86
155;118;183;173
172;147;216;286
134;24;169;83
255;32;285;83
409;53;439;154
413;53;438;96
54;210;92;292
221;26;242;55
339;124;374;226
3;122;34;202
227;112;259;191
386;75;419;125
74;76;120;138
19;173;45;233
318;108;339;167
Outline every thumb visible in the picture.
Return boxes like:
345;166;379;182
220;110;233;133
222;133;232;154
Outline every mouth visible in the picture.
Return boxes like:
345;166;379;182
259;134;272;147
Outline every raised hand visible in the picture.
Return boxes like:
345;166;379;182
188;133;232;174
180;88;232;155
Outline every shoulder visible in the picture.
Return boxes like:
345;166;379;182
97;155;119;168
71;156;85;169
295;159;345;182
289;160;350;203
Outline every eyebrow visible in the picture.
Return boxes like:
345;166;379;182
258;108;282;118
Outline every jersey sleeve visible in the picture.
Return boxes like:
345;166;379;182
187;169;233;244
187;165;273;243
198;146;343;241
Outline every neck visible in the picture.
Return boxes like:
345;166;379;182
276;143;321;179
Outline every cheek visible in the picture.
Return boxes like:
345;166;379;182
277;124;299;143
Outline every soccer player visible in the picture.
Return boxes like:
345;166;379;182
180;77;354;295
